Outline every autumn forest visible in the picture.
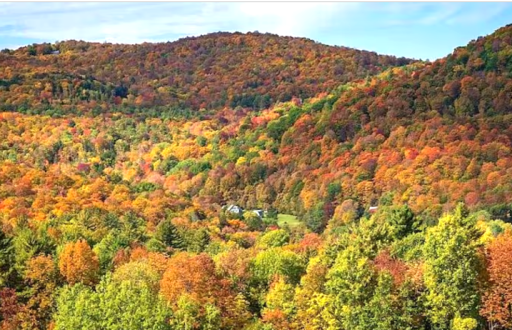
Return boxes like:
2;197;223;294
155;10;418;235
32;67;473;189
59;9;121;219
0;22;512;330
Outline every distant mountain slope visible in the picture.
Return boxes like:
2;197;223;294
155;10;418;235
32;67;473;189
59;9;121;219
1;25;511;231
241;23;512;223
0;32;412;113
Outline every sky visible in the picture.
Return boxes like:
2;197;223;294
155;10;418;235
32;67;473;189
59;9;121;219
0;2;511;60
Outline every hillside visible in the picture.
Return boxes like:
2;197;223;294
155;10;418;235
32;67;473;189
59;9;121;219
258;23;512;226
0;23;512;330
0;32;411;114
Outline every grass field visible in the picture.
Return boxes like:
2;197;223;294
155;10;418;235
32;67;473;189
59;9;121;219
277;214;301;227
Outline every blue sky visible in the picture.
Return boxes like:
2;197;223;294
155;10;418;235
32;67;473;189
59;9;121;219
0;2;511;60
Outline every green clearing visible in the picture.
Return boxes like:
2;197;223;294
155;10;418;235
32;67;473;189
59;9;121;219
277;214;301;227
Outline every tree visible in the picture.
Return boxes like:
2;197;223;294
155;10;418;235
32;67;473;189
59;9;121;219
252;248;305;286
160;252;219;306
328;199;360;234
423;204;483;329
294;255;331;329
0;288;22;329
386;205;421;240
216;248;255;291
93;230;129;273
179;228;210;253
262;276;297;329
325;245;377;330
257;229;290;249
243;211;264;231
53;284;99;330
169;294;201;330
304;203;326;234
54;275;172;330
154;218;183;250
0;229;17;288
58;240;99;285
481;230;512;329
24;255;60;329
160;252;249;329
12;225;52;279
324;242;419;330
112;261;160;293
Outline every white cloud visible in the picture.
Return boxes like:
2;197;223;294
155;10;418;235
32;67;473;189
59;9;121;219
417;3;462;25
446;3;511;25
0;1;509;58
0;2;361;45
234;2;359;37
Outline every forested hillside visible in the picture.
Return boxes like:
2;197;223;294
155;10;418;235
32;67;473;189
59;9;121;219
0;32;411;113
0;23;512;330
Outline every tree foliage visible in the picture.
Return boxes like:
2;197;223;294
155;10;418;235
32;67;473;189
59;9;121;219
0;22;511;330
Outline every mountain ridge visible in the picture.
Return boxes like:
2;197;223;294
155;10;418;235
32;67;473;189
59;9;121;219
0;31;413;114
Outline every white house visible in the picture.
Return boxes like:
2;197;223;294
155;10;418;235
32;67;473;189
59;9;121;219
223;204;244;215
252;209;264;218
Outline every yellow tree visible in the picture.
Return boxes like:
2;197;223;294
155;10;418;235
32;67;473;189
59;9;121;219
58;240;99;286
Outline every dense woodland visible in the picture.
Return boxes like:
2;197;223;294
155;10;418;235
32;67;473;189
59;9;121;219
0;23;511;330
0;32;411;113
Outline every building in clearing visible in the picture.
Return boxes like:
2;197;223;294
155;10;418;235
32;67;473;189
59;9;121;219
222;205;266;218
252;209;264;218
222;204;244;215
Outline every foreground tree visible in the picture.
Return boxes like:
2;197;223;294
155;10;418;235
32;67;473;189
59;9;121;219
24;255;60;329
160;252;219;305
160;252;251;329
481;230;512;329
423;204;483;329
54;275;172;330
324;244;406;330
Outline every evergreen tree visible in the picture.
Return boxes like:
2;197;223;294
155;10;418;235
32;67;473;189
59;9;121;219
388;205;421;240
0;229;18;288
155;218;184;250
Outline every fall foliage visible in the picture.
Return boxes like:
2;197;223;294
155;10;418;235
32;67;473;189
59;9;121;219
0;22;511;330
58;240;99;286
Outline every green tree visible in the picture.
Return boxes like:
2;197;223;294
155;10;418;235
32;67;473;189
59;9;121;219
324;244;419;330
252;248;305;286
112;261;160;293
53;284;100;330
423;204;483;329
304;203;326;234
264;276;296;318
12;225;53;277
54;275;172;330
387;205;421;240
170;294;199;330
350;216;394;258
179;227;210;253
257;229;290;249
155;218;184;249
325;245;377;330
0;229;18;287
243;211;264;231
169;294;221;330
146;238;168;253
93;230;129;273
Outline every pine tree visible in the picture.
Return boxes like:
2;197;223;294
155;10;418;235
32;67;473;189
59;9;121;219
0;229;17;288
155;218;183;250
